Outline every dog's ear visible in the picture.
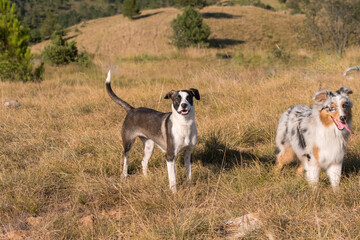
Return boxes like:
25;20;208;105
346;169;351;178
313;90;333;102
164;90;176;99
189;88;200;100
336;87;353;95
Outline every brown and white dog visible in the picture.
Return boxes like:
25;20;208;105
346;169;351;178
275;87;354;190
106;71;200;193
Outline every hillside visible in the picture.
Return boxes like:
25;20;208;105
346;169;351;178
31;5;304;62
12;0;178;43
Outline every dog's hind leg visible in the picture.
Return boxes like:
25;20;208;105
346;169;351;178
296;164;304;176
140;137;155;176
275;110;296;173
183;148;193;182
275;145;296;173
121;136;136;178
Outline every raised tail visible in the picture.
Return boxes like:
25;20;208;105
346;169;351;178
106;71;134;112
343;66;360;76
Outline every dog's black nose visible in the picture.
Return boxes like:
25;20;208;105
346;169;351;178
340;116;347;122
181;103;187;108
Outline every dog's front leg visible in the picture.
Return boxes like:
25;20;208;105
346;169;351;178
302;155;320;188
305;165;320;188
166;153;177;193
184;148;193;182
326;163;342;191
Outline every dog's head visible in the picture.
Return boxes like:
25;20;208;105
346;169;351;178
164;88;200;116
313;87;353;134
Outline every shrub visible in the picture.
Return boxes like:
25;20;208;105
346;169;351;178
253;1;275;10
122;0;140;19
42;35;78;65
40;13;61;40
42;34;93;67
78;51;93;67
29;29;41;43
171;6;211;49
174;0;207;9
285;0;303;14
0;0;44;82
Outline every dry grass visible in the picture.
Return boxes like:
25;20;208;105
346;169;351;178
2;5;360;239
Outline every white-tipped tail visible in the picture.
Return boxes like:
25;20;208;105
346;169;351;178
106;70;111;83
105;70;134;112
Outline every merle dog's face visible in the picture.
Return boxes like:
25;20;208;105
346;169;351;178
314;87;353;134
165;89;200;115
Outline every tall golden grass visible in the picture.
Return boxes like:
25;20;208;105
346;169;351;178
2;5;360;239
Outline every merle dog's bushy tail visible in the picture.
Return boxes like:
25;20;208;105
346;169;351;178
106;71;133;112
343;66;360;76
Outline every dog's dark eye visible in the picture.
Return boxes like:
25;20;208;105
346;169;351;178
343;102;349;108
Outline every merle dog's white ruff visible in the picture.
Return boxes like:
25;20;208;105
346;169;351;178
106;71;200;193
275;87;354;190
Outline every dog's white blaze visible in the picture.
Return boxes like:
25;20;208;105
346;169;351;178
177;91;191;112
106;70;111;83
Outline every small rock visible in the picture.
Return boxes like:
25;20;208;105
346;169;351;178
222;213;274;240
4;99;20;108
3;230;29;240
79;215;94;228
26;216;43;227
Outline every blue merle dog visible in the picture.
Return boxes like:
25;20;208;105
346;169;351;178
275;87;354;190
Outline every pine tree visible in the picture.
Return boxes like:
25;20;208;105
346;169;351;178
171;6;210;49
40;13;60;40
0;0;43;82
122;0;140;19
174;0;207;9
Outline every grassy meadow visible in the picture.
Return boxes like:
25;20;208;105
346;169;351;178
2;4;360;239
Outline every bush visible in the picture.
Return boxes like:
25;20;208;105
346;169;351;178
171;6;211;49
42;35;78;65
122;0;140;19
29;29;42;43
285;0;303;14
42;34;93;67
0;0;44;82
40;13;61;40
174;0;207;9
77;51;93;67
253;1;275;10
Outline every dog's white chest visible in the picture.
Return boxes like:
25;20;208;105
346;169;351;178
316;126;346;167
172;123;197;154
